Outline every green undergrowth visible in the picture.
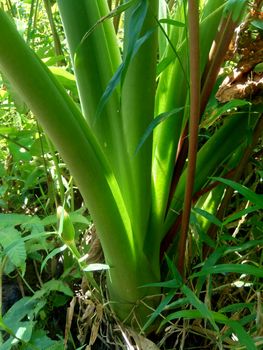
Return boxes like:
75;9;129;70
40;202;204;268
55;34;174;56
0;167;262;349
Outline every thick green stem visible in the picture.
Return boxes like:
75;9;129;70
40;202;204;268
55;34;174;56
57;0;123;168
0;8;159;325
121;0;158;254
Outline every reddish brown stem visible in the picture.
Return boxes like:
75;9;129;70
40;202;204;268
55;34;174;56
201;15;237;112
164;10;243;257
178;0;200;277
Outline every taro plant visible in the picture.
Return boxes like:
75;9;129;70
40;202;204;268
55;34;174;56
0;0;261;329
